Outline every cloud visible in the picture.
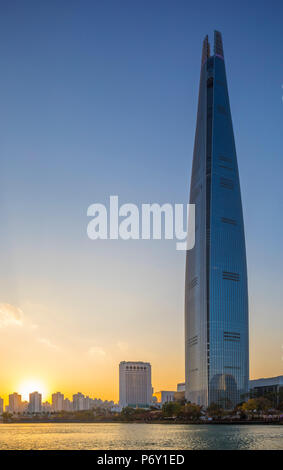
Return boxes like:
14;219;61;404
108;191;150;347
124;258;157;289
37;337;59;351
88;346;106;358
0;302;62;353
117;341;128;352
0;303;24;328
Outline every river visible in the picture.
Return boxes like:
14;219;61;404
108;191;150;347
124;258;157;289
0;422;282;450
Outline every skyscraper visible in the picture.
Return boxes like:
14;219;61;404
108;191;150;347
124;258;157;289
119;361;152;408
185;31;249;408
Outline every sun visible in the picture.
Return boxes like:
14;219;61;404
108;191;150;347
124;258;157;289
18;379;47;401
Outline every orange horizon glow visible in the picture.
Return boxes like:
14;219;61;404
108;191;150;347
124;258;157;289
0;299;281;408
17;379;48;402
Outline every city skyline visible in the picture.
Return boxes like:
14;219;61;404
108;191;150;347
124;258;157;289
2;373;282;412
0;1;282;407
0;389;116;415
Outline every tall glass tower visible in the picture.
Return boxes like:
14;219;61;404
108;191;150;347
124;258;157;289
185;31;249;408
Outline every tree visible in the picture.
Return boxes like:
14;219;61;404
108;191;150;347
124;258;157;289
206;402;224;419
120;406;136;421
181;403;202;420
241;397;272;415
2;412;13;423
161;401;181;418
241;398;257;414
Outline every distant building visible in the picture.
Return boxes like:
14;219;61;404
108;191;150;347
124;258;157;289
119;361;152;408
173;383;186;402
153;391;175;405
177;382;185;392
83;396;92;410
111;403;122;413
29;391;42;413
63;398;72;412
20;401;29;413
70;394;113;411
9;393;22;413
73;392;85;411
42;401;52;413
0;397;3;414
52;392;64;411
101;400;114;409
249;376;283;406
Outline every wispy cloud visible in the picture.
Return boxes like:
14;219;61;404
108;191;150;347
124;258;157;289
0;302;63;356
117;341;128;352
0;303;24;328
88;346;106;358
37;337;60;351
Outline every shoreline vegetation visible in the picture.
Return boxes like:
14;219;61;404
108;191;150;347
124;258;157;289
1;419;282;425
1;397;283;425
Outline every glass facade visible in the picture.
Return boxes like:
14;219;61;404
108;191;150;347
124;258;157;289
185;32;249;408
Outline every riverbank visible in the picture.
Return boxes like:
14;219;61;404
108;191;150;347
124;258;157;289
1;418;282;425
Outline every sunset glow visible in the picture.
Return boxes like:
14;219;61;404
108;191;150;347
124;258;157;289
0;0;281;416
18;380;47;402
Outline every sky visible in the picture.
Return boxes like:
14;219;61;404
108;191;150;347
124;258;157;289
0;0;282;405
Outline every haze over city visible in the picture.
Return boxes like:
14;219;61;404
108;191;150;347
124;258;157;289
0;0;282;408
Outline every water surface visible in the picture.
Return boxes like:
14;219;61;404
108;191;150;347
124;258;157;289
0;423;282;450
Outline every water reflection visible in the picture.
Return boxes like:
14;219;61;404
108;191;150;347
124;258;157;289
0;423;282;450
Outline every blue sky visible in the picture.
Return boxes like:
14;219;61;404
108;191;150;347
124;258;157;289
0;0;282;400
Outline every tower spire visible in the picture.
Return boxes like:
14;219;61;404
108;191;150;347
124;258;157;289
201;35;210;65
214;30;224;58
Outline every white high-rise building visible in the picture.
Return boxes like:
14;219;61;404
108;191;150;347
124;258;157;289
9;393;22;413
73;392;85;411
63;398;72;411
52;392;64;411
119;361;152;408
0;397;3;414
29;391;42;413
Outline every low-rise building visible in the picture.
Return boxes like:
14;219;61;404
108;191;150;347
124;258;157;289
20;401;29;413
249;376;283;406
174;382;186;402
177;382;185;392
42;401;52;413
153;391;175;405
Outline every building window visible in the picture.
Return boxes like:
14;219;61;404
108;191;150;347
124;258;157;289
222;271;240;281
221;217;237;225
220;177;234;190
